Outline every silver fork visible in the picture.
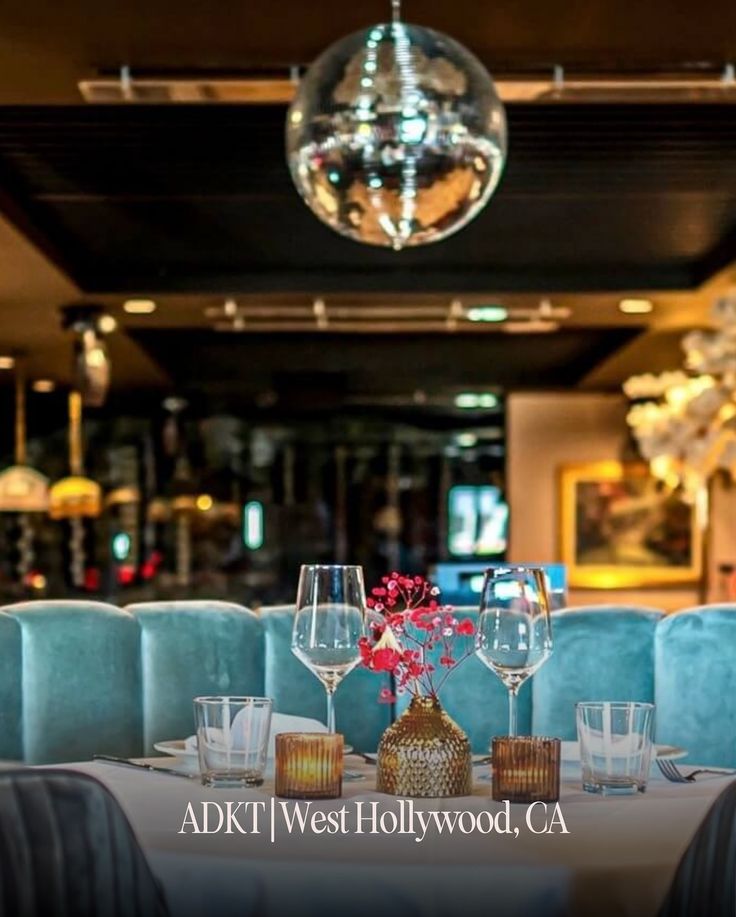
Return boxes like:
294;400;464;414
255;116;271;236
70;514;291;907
657;758;736;783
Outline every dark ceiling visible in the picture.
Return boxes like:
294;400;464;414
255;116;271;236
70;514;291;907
0;103;734;295
129;327;640;410
2;0;736;103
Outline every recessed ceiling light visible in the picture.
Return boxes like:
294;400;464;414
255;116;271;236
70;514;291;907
32;379;55;393
123;298;157;314
466;304;508;323
619;298;654;315
0;356;14;370
454;392;499;409
98;314;117;333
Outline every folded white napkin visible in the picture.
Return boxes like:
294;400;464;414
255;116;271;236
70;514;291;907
185;711;327;759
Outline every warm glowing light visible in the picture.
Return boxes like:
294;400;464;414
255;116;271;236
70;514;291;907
86;347;107;368
29;573;46;591
196;494;214;512
123;299;157;314
32;379;56;393
0;356;15;370
98;314;117;333
619;298;654;315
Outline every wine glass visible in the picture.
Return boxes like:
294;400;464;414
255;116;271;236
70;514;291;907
291;564;367;734
475;566;553;736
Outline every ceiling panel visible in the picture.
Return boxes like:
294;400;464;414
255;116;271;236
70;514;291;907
128;327;642;408
0;104;734;293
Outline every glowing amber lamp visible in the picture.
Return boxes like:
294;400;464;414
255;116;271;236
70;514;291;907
492;736;560;803
275;733;343;799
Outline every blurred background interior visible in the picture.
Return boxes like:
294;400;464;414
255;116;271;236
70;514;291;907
1;0;736;612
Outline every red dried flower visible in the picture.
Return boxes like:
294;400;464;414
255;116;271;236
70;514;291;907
361;572;476;701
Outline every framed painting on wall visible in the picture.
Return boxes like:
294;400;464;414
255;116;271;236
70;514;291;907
559;460;704;589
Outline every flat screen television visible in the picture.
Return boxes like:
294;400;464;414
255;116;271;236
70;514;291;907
447;485;509;558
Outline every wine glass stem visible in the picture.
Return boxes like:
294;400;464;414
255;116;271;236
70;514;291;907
326;687;336;734
508;686;519;737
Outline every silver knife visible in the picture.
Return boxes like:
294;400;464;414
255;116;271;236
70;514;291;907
93;754;197;779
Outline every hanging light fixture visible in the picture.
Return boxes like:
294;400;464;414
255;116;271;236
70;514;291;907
49;391;102;588
286;0;507;250
61;303;114;407
0;359;50;586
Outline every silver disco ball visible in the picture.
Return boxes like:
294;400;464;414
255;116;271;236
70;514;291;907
286;20;507;250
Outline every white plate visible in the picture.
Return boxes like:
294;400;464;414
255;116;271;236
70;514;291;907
153;739;354;757
154;739;196;758
560;740;687;762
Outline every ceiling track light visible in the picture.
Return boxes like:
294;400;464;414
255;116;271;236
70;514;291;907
123;298;157;315
79;63;736;106
619;298;654;315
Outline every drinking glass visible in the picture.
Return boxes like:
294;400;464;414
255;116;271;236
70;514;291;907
193;696;272;787
475;566;553;736
576;701;655;795
291;564;366;734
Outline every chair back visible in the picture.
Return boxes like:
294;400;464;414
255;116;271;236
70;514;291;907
0;611;22;761
532;606;663;739
2;601;142;763
126;601;264;754
656;605;736;766
0;768;168;917
659;779;736;917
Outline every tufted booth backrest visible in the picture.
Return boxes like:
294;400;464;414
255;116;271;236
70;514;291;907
0;612;23;761
126;601;264;754
531;606;664;739
8;598;736;767
655;605;736;767
260;605;391;751
394;608;532;753
1;601;142;764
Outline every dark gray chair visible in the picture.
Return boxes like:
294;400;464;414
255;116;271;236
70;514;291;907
0;769;169;917
659;779;736;917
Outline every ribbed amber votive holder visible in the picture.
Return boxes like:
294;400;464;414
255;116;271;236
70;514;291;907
492;736;560;803
275;733;343;799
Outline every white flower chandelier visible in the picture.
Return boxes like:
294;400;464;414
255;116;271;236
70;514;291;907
624;292;736;501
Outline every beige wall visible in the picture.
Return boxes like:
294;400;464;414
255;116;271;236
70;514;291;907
506;392;715;613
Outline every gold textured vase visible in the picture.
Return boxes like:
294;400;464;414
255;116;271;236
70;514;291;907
377;696;472;797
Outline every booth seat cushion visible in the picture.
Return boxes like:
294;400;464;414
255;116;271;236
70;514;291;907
532;606;663;740
2;601;142;764
655;605;736;767
126;601;264;754
0;612;22;761
261;606;391;751
394;608;532;753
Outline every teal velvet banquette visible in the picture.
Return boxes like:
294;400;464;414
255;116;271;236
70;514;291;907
0;600;733;766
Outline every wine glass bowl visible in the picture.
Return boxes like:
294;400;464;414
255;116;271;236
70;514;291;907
291;565;367;733
475;566;553;736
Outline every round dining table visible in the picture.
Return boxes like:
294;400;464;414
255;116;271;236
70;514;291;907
61;755;733;917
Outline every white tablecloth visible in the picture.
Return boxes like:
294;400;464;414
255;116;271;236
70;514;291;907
62;758;733;917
